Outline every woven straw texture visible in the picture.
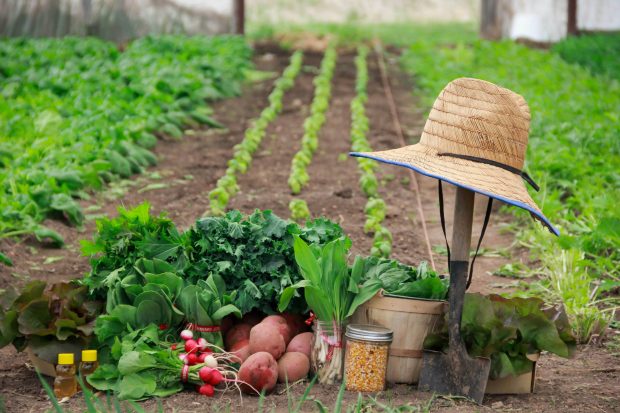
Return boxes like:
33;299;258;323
351;77;557;235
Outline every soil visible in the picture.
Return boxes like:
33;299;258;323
0;45;618;413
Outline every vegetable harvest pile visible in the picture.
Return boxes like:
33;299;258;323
0;203;576;402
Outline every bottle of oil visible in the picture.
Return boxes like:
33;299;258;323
79;350;98;390
54;353;77;398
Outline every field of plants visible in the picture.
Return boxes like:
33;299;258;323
0;24;618;413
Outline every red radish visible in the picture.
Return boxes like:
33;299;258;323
204;354;218;368
179;353;188;364
197;352;208;363
185;339;198;353
197;337;208;351
198;383;215;397
199;366;214;383
186;353;198;365
180;330;194;341
171;344;177;350
209;369;223;386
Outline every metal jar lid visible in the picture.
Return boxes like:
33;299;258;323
345;324;393;343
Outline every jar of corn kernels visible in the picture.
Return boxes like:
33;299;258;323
344;324;393;392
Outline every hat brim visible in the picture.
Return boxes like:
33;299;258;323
350;143;559;236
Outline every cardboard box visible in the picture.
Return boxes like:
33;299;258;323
485;353;539;394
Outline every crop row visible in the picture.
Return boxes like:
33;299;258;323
0;36;251;250
207;51;304;216
287;46;337;196
350;46;392;258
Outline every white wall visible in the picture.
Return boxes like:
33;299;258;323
247;0;480;25
578;0;620;31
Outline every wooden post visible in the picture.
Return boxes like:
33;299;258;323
567;0;578;36
451;187;475;263
234;0;245;35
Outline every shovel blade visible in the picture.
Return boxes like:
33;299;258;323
418;349;491;404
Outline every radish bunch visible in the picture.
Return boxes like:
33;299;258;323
175;329;249;398
178;330;215;366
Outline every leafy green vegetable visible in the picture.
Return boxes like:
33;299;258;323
288;46;337;194
177;274;241;349
83;204;347;316
424;293;576;379
0;281;102;361
358;256;448;300
289;199;311;221
0;36;251;252
278;237;382;322
88;324;203;400
553;33;620;80
187;209;348;314
350;46;393;258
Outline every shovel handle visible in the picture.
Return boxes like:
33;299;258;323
448;260;468;351
448;187;475;351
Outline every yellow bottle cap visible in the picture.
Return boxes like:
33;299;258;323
58;353;74;365
82;350;97;362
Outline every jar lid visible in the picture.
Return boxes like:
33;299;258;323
58;353;74;365
82;349;97;362
345;324;393;342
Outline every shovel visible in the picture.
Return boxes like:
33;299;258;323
418;187;490;404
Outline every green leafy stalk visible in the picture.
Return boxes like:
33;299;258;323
278;236;381;323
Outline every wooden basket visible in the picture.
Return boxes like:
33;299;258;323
351;291;447;384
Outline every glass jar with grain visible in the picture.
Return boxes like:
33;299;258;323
344;324;393;392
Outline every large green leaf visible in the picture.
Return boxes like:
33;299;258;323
17;299;53;335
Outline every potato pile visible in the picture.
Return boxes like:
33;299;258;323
224;312;312;394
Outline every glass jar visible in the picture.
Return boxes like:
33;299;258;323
311;319;345;384
344;324;393;392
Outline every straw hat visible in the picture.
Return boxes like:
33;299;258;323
351;77;558;235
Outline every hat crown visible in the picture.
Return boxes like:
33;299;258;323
420;78;530;170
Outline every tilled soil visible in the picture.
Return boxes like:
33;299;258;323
0;45;618;413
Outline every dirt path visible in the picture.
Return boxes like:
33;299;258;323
0;45;618;413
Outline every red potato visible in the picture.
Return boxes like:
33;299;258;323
286;332;313;358
249;322;286;359
277;352;310;383
230;339;251;363
225;323;251;350
238;352;278;395
261;315;292;344
281;313;308;336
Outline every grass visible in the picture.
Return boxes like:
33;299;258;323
249;22;478;47
400;39;620;342
553;33;620;81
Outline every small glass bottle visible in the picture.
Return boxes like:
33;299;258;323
54;353;77;398
344;324;393;392
79;350;98;390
